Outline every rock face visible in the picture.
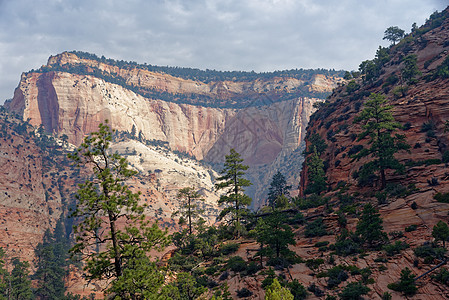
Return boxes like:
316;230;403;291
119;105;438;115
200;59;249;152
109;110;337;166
299;7;449;299
0;113;73;263
0;111;219;275
6;53;343;205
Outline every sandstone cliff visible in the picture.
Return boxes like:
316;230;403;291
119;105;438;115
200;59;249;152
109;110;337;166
6;53;343;205
298;7;449;299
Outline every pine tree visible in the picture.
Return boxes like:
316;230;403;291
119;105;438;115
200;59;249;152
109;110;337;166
265;278;294;300
10;258;34;300
68;121;169;299
0;248;8;300
215;149;252;238
173;187;204;235
356;203;388;248
402;54;421;84
255;212;295;259
267;172;291;210
387;267;417;296
305;146;327;195
383;26;405;45
34;230;66;299
34;218;71;300
432;220;449;247
354;93;409;190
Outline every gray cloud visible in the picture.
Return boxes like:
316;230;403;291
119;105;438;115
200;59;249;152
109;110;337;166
0;0;447;102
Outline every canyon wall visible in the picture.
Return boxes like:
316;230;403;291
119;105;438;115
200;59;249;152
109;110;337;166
6;53;342;204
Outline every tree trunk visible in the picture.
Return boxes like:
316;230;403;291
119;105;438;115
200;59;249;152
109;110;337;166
380;167;386;190
188;195;192;235
108;211;122;278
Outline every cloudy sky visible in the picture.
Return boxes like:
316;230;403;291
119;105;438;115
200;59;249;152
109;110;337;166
0;0;447;102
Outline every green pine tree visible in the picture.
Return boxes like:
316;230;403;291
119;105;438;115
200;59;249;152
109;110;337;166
356;203;388;248
172;187;204;235
68;120;169;299
215;149;252;238
402;54;421;85
265;278;294;300
267;172;291;210
10;258;34;300
255;212;296;259
305;146;327;195
387;267;417;296
432;220;449;247
354;93;409;190
0;248;8;300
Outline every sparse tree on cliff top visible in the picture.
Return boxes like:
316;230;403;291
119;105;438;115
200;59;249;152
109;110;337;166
383;26;405;45
215;148;252;238
68;120;169;299
354;93;409;190
173;187;204;235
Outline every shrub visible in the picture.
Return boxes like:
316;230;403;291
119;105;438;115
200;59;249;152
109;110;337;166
295;194;329;210
355;162;378;187
382;291;392;300
307;283;324;297
226;256;247;273
403;122;412;130
305;218;328;237
319;266;349;288
383;241;409;256
219;271;229;281
388;230;404;239
405;224;418;232
379;265;388;272
434;192;449;203
331;231;361;256
385;183;409;197
432;268;449;285
387;267;417;296
382;74;399;88
392;86;408;98
434;55;449;79
414;243;446;261
305;258;324;270
443;151;449;163
220;242;239;255
267;257;292;270
288;212;305;225
348;145;364;156
261;268;278;289
346;80;360;94
314;241;330;248
205;266;217;275
338;282;370;300
245;262;261;276
376;191;388;205
236;287;252;298
287;279;308;300
421;120;436;133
